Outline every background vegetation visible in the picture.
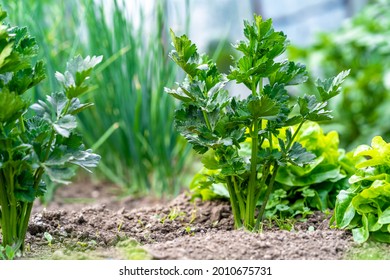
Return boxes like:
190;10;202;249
289;0;390;149
1;0;192;198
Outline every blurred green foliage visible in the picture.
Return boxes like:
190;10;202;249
289;0;390;149
1;0;192;197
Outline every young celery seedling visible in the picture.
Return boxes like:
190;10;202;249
165;14;349;230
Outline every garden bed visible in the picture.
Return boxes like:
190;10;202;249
16;181;375;260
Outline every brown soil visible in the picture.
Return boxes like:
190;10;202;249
20;181;357;260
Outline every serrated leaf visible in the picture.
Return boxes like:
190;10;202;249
67;98;94;115
285;115;303;126
247;95;280;120
56;55;102;98
45;134;100;172
31;92;65;123
31;92;82;137
12;27;39;58
0;43;13;69
6;60;46;95
302;188;316;197
287;142;316;167
47;91;68;117
0;89;27;123
164;87;194;103
0;25;41;74
169;30;199;77
205;87;230;112
230;58;280;85
201;150;220;170
30;100;48;117
68;149;100;172
170;30;197;63
43;165;75;184
298;95;332;122
316;70;350;101
14;187;35;203
53;114;77;137
278;138;287;153
269;61;308;86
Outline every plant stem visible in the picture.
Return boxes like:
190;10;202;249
245;119;259;229
253;162;271;203
6;169;17;243
18;116;25;133
18;130;56;252
0;172;11;246
43;131;56;162
226;176;243;228
1;141;19;249
62;98;72;116
251;121;306;231
258;78;263;96
202;110;212;131
287;120;305;151
18;202;33;252
232;176;246;221
254;164;279;230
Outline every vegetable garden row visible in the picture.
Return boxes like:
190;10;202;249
1;0;390;259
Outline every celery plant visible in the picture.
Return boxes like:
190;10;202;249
0;8;101;257
166;15;349;230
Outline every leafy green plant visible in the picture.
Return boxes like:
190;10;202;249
0;8;101;257
333;136;390;243
289;0;390;149
166;14;348;230
272;122;354;217
2;0;191;197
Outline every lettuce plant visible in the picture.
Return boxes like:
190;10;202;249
333;136;390;243
166;14;348;230
0;8;101;257
272;122;353;217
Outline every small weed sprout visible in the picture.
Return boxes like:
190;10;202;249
167;207;186;221
117;220;124;233
44;232;53;247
